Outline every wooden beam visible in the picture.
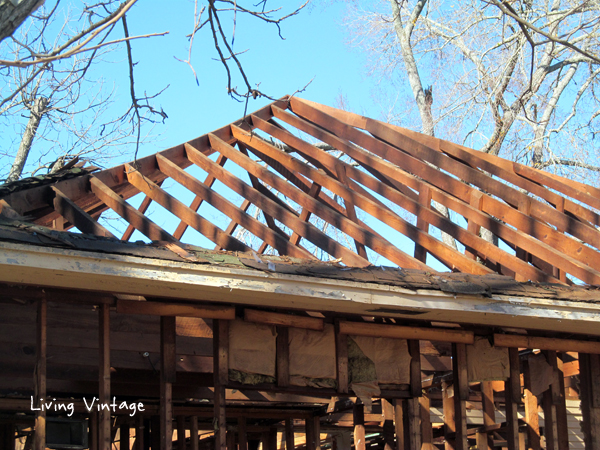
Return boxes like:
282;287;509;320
233;123;484;275
405;398;421;450
313;417;321;450
214;320;229;450
90;411;98;450
505;348;522;450
555;354;570;449
541;352;559;450
121;423;131;450
176;416;185;450
217;199;252;250
523;359;541;450
339;321;474;344
420;392;433;450
52;187;116;238
136;415;144;450
161;316;176;450
185;141;368;267
285;99;600;283
122;190;155;241
117;300;235;319
190;416;199;450
335;321;349;394
90;176;178;244
414;186;432;263
408;340;421;398
579;353;600;449
452;343;468;450
334;163;368;260
285;418;294;450
442;381;455;450
245;309;324;331
353;403;366;450
382;399;395;450
480;381;495;450
125;164;252;253
99;303;111;450
393;399;404;450
494;333;600;354
175;154;228;240
277;326;290;388
34;296;47;450
238;417;248;450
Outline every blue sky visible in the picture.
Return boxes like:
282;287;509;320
115;0;380;158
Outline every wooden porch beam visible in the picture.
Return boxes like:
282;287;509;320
494;333;600;354
99;303;111;450
338;321;474;344
214;320;229;450
161;316;176;450
117;299;235;319
34;296;47;450
244;309;324;331
452;343;468;450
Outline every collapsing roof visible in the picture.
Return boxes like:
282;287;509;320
1;96;600;286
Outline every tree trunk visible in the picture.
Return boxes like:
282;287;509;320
0;0;45;43
389;0;458;251
7;96;49;183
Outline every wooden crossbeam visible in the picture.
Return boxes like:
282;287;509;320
231;125;446;272
338;321;474;344
284;99;600;284
187;139;370;267
121;180;164;241
494;333;600;354
216;199;252;250
89;176;178;244
293;97;600;251
174;154;228;240
125;164;252;253
334;163;368;260
117;300;235;319
244;309;323;330
51;187;116;238
289;181;321;246
154;156;312;259
264;108;560;280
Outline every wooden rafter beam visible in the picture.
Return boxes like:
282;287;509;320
89;176;178;244
153;156;312;260
338;321;474;344
282;101;600;284
121;180;163;241
125;163;252;253
186;140;370;267
117;299;235;319
494;333;600;354
232;123;487;274
51;187;116;239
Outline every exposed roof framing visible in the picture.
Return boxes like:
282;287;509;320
2;96;600;285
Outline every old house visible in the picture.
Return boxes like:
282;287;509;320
0;96;599;449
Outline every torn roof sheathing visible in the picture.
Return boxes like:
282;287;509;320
1;96;600;286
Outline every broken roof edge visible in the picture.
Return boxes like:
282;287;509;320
1;216;598;304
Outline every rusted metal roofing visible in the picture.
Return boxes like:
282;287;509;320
1;96;600;286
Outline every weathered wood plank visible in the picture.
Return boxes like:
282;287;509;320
52;187;116;238
494;333;600;354
339;321;474;344
452;343;468;450
245;309;323;331
118;300;235;319
34;297;47;450
161;316;176;450
99;303;111;450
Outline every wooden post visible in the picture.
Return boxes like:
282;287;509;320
505;348;522;450
190;416;199;450
135;415;144;450
313;417;321;450
306;417;315;450
277;326;290;387
408;340;421;398
151;416;161;450
214;320;229;450
335;320;348;394
285;418;294;450
238;417;248;450
419;392;433;450
481;381;495;450
228;428;238;450
442;381;456;450
90;411;98;450
405;398;421;450
99;303;111;450
161;316;176;450
393;399;405;450
523;359;541;450
542;351;561;450
382;399;395;450
177;416;185;450
353;403;366;450
452;343;468;450
34;296;47;450
579;353;600;449
120;424;130;450
555;354;570;449
414;186;432;263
